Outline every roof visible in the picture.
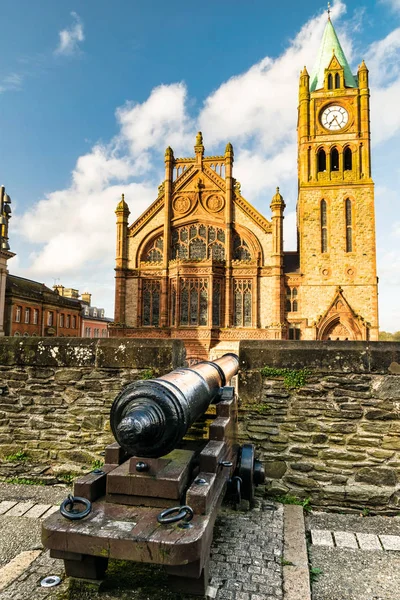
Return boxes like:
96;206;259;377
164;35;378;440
81;305;111;321
309;19;357;92
6;274;82;310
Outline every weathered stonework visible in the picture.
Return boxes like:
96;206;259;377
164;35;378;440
238;341;400;512
0;338;185;464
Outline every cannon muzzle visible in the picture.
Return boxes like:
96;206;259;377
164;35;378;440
110;353;239;458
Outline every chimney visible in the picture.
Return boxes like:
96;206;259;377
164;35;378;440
81;292;91;306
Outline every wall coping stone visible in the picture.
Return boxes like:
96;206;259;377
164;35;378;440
239;341;400;374
0;338;185;369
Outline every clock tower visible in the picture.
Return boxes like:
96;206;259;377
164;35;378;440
295;15;378;340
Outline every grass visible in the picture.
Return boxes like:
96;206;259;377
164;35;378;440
1;477;47;486
3;450;29;462
310;566;323;582
260;366;310;389
281;558;294;566
92;459;104;470
141;369;155;380
274;494;312;512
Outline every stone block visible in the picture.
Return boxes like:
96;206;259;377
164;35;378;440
382;436;400;450
264;460;287;479
365;409;399;421
310;529;334;547
379;535;400;551
333;531;358;549
355;533;382;551
355;467;397;487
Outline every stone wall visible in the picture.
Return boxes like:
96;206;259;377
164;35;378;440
238;341;400;512
0;338;185;467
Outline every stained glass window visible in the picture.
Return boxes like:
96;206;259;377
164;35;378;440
180;279;208;326
171;282;177;326
233;280;252;327
189;238;206;259
321;200;327;253
213;280;222;326
142;280;161;326
233;234;252;261
345;198;352;252
142;236;164;262
172;225;226;263
209;243;225;261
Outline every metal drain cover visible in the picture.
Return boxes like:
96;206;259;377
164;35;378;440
41;575;61;587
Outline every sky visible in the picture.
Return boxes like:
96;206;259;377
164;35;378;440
1;0;400;331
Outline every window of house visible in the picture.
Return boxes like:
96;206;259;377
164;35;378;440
335;73;340;88
72;316;76;328
344;147;352;171
47;312;54;326
331;147;339;171
85;327;91;337
179;279;208;326
66;315;70;328
286;288;298;312
317;149;326;172
94;328;99;338
93;309;97;317
327;74;333;89
288;324;301;340
321;200;328;253
24;308;30;324
101;329;107;337
345;198;353;252
142;280;161;326
233;279;252;327
15;306;21;322
33;309;39;325
14;331;20;336
60;314;64;327
84;306;89;316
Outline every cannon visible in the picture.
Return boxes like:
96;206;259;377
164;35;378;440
42;354;264;595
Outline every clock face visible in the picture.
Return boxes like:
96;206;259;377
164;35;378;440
321;105;349;131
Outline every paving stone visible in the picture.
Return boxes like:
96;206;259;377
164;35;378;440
333;530;358;549
40;506;59;519
0;550;42;592
310;529;334;547
0;501;17;516
22;504;52;519
5;503;35;518
379;535;400;551
355;532;382;551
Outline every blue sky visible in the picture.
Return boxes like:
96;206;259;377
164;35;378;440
1;0;400;331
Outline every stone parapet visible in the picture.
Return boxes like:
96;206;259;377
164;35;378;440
238;341;400;512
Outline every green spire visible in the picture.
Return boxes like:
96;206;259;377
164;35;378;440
309;19;357;92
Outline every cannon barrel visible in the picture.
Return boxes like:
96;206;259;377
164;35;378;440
110;353;239;458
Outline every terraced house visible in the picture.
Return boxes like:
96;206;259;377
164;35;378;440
110;15;379;361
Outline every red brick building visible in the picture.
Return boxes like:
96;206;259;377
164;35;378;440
4;275;82;337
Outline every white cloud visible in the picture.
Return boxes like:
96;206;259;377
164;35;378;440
381;0;400;11
55;12;85;56
0;73;23;93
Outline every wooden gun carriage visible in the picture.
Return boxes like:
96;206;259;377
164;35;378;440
42;354;264;595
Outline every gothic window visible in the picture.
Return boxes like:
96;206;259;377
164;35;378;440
180;279;208;326
321;200;328;253
142;235;163;262
317;149;326;172
344;147;352;171
335;73;340;89
345;198;353;252
172;225;225;261
142;280;161;326
286;287;298;312
170;281;177;327
233;234;252;261
327;74;333;90
331;147;339;171
233;280;252;327
189;238;206;260
212;280;222;326
288;324;301;340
